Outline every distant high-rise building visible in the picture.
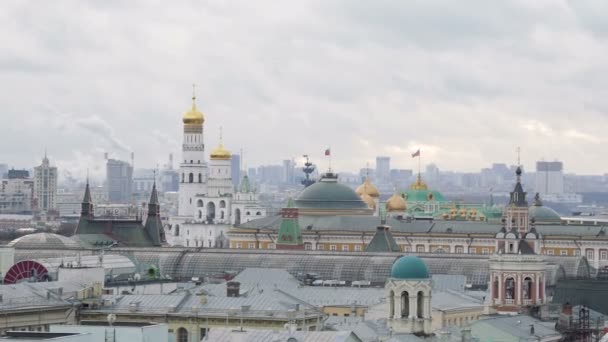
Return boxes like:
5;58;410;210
160;169;179;192
282;159;295;184
231;154;241;189
535;161;564;195
33;153;58;212
389;169;413;189
248;167;257;182
106;159;133;203
425;164;440;186
376;156;390;182
359;168;375;183
0;170;33;213
257;165;283;185
0;164;8;179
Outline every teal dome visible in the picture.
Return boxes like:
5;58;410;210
390;256;430;279
529;205;561;223
295;173;367;210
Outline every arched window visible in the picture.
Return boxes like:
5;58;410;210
246;211;250;216
505;277;515;300
177;327;188;342
219;200;226;208
197;199;203;207
389;290;395;318
174;225;180;236
523;277;533;299
181;173;184;183
235;209;241;225
198;173;202;183
190;160;193;164
401;291;409;318
493;277;499;299
256;211;261;216
189;173;193;183
417;291;424;318
207;202;216;222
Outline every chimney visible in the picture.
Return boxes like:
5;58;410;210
128;302;139;312
562;302;573;315
227;281;241;297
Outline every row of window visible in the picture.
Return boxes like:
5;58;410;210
443;315;478;327
543;249;607;260
230;242;498;254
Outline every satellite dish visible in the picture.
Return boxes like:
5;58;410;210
107;314;116;326
133;273;141;281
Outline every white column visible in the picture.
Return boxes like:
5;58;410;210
535;274;540;304
409;295;416;319
497;274;503;304
394;293;401;318
425;293;432;319
516;274;521;305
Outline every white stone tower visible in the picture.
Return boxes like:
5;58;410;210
386;256;432;335
178;86;208;217
207;128;234;197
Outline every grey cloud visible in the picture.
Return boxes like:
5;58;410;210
2;0;608;175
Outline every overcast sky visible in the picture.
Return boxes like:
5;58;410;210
2;0;608;181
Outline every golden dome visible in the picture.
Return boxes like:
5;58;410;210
409;174;428;191
360;193;376;210
386;192;407;212
355;177;380;198
210;143;231;160
182;90;205;125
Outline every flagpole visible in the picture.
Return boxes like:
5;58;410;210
417;149;421;179
329;146;332;173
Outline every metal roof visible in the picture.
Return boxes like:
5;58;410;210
431;291;484;312
206;328;361;342
12;248;591;288
8;233;81;249
471;315;561;340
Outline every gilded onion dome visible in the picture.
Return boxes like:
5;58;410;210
386;192;407;212
210;127;231;160
182;88;205;125
210;143;231;160
409;174;428;191
356;177;380;198
360;193;376;210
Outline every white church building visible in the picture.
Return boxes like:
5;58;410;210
166;91;267;247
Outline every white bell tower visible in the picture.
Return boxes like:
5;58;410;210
178;85;208;217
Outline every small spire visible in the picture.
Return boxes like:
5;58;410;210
191;83;197;109
219;126;224;145
82;175;92;204
149;178;159;205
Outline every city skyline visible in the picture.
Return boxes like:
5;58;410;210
3;1;608;178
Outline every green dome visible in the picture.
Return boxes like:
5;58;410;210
295;173;367;210
529;205;561;223
390;256;430;279
402;189;446;202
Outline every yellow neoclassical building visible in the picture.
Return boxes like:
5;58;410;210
229;170;608;272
